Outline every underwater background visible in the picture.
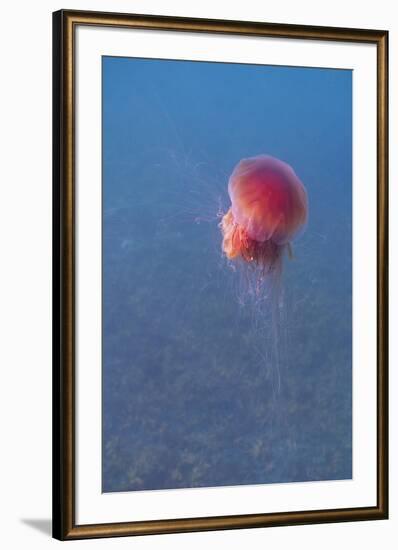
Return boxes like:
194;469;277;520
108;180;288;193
102;56;352;492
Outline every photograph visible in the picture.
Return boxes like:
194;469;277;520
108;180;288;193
102;56;353;494
0;0;395;548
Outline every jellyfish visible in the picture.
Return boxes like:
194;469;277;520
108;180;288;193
220;155;308;287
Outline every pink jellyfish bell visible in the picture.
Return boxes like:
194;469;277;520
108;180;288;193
220;155;308;275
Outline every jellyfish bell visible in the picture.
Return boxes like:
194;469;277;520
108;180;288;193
220;155;308;277
228;156;308;245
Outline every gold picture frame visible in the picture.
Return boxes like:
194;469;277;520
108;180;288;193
53;9;388;540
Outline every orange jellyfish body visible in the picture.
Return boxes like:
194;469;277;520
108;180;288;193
221;155;308;272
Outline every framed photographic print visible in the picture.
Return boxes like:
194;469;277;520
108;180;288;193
53;9;388;540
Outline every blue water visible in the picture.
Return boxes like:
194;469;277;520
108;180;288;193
102;56;352;492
